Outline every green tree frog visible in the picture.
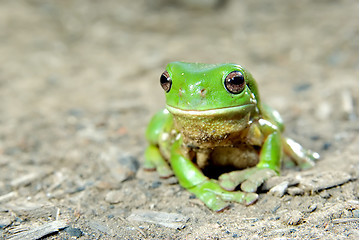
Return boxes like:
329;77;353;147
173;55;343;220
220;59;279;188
145;62;319;211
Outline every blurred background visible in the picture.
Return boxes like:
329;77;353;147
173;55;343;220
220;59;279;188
0;0;358;239
1;0;358;116
1;0;358;158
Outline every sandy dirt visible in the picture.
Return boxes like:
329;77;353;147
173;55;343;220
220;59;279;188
0;0;359;239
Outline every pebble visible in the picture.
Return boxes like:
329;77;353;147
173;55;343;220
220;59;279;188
127;210;189;229
0;192;18;204
282;210;303;225
77;125;106;142
65;227;83;238
269;181;289;197
307;203;317;213
287;186;305;196
104;188;147;205
5;202;57;219
10;169;52;188
95;181;121;190
353;210;359;218
105;190;123;204
315;102;332;120
0;217;12;229
299;171;352;193
179;0;223;9
261;175;299;191
271;204;281;214
150;181;162;189
88;220;110;234
113;153;139;182
7;220;68;240
319;190;331;199
341;89;357;121
293;83;312;92
117;154;139;176
322;142;332;151
101;148;139;183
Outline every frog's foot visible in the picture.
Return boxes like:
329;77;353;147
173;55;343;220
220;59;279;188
144;145;173;178
189;179;258;211
283;138;320;170
295;149;320;170
219;167;277;193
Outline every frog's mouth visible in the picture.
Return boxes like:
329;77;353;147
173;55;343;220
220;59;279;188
166;104;257;147
166;104;256;117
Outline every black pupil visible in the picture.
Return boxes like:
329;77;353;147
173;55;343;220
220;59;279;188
160;74;168;85
230;76;244;86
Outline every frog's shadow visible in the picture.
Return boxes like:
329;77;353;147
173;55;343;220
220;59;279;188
202;165;236;180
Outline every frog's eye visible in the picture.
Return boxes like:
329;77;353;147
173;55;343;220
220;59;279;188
160;71;172;92
224;71;246;94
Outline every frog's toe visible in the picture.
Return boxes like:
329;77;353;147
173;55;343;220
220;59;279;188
299;151;320;170
144;145;173;178
189;180;258;211
240;168;276;193
298;160;315;170
143;160;173;178
220;191;258;205
143;161;156;171
243;192;258;205
218;174;237;191
207;197;230;212
189;181;230;211
204;190;257;211
218;168;256;191
157;165;174;178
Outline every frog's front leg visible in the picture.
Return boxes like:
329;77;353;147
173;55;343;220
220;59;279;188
171;139;258;211
144;109;174;178
219;129;281;193
144;145;173;178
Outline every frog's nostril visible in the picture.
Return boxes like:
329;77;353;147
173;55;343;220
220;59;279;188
199;88;207;97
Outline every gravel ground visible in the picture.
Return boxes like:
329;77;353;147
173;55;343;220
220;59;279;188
0;0;359;239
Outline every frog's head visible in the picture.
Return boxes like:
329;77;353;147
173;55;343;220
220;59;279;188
160;62;260;147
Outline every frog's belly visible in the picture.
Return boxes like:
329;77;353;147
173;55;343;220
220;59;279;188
209;145;259;169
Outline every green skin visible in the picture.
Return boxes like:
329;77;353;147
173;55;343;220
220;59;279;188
145;62;319;211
